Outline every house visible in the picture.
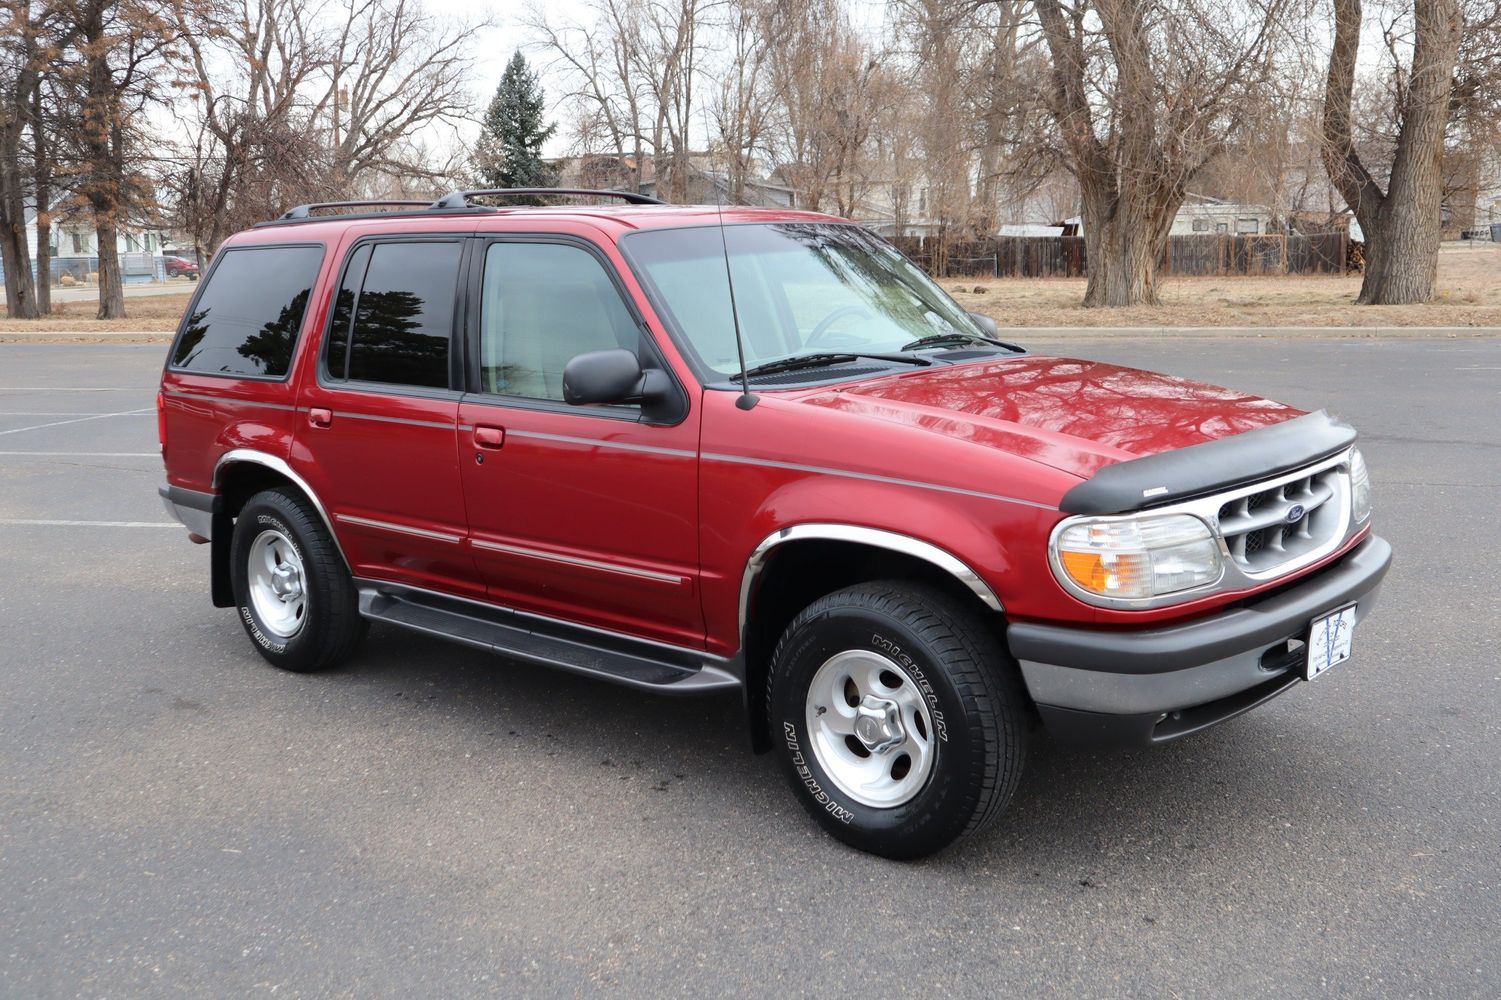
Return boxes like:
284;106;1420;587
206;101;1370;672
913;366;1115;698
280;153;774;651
999;224;1066;237
1171;193;1277;236
0;193;168;285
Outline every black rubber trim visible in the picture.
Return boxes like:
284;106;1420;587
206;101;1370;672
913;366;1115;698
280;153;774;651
1007;535;1391;675
1036;672;1302;749
1060;409;1357;514
159;484;221;514
353;579;742;695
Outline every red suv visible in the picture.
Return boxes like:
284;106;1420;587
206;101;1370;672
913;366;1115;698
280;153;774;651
159;190;1390;858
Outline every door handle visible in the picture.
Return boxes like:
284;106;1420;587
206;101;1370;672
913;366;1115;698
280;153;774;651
309;407;332;428
474;425;505;449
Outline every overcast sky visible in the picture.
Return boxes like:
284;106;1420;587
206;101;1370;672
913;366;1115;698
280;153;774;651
436;0;894;158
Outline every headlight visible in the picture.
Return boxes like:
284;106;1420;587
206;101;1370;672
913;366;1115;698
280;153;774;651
1050;513;1223;604
1350;447;1371;523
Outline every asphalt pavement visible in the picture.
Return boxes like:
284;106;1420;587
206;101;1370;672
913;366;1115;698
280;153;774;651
1;337;1497;998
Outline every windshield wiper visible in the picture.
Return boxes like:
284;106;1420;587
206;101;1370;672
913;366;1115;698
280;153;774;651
899;332;1025;353
742;351;933;379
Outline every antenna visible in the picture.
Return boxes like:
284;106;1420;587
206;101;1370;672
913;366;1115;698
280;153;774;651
715;191;758;411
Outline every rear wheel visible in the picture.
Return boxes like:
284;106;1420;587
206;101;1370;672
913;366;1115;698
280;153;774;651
230;489;364;672
767;581;1027;859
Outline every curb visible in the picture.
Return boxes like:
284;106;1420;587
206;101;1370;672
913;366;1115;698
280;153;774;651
1;331;172;342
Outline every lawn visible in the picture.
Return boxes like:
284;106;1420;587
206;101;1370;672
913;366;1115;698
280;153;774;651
943;242;1501;328
0;292;193;335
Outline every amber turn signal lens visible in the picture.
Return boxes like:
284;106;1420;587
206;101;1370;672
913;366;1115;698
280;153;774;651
1060;550;1108;592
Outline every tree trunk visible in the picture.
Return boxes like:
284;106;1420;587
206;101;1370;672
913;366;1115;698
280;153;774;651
0;223;39;319
0;155;40;320
1322;0;1460;305
1447;152;1479;235
1356;187;1444;305
95;221;126;319
1077;169;1181;307
33;212;51;315
1081;215;1164;306
32;81;51;314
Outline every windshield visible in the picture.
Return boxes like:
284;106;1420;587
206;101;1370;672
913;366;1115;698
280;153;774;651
623;223;987;379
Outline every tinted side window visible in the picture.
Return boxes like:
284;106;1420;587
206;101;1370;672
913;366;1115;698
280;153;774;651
170;245;323;377
325;243;371;381
346;241;461;389
479;242;639;401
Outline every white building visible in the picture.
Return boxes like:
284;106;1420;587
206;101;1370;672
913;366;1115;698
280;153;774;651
2;195;167;285
1170;193;1276;236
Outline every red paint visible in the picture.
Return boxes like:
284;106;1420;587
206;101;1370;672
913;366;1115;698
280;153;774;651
160;203;1367;658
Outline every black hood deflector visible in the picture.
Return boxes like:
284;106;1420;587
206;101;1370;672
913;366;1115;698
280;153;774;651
1059;409;1357;515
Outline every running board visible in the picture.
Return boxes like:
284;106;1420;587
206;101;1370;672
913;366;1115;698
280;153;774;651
355;581;741;695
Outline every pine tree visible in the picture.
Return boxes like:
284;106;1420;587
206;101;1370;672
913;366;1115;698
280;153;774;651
474;52;557;191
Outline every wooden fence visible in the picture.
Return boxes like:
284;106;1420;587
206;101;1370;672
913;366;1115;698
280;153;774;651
891;232;1349;279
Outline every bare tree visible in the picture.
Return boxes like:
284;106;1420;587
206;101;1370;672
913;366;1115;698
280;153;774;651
163;0;477;262
56;0;177;319
29;47;65;312
165;0;331;263
0;0;63;318
1322;0;1462;304
528;0;712;200
524;0;649;190
763;0;897;216
707;0;775;202
1032;0;1293;306
313;0;480;187
1441;0;1501;233
896;0;974;241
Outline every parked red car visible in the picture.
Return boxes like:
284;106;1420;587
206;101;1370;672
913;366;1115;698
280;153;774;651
164;255;199;279
159;191;1390;858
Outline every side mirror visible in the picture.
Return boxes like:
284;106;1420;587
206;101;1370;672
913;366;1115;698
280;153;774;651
967;311;1000;338
562;349;669;407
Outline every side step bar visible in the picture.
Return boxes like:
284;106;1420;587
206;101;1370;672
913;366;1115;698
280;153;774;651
355;580;741;695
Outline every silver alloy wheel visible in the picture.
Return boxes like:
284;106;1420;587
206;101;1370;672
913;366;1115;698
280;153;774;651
805;649;936;809
246;528;307;638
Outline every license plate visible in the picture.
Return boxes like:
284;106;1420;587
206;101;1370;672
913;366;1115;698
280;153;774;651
1305;604;1358;680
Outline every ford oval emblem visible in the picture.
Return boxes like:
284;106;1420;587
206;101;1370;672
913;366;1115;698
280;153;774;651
1285;504;1306;524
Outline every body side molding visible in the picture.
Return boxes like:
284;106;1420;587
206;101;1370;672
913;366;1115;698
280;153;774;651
738;524;1004;637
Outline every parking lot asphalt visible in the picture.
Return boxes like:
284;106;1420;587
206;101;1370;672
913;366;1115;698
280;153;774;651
1;337;1498;999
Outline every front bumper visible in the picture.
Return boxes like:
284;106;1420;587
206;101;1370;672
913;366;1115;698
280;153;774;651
1008;535;1391;748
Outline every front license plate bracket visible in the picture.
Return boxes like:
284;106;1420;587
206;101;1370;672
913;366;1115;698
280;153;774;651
1304;603;1358;681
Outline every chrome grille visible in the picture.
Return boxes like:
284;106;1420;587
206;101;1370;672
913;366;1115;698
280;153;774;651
1216;467;1343;574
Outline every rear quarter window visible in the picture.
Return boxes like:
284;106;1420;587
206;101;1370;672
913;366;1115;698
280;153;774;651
169;245;324;378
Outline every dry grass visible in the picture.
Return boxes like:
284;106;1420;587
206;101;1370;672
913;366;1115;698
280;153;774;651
944;243;1501;328
0;292;192;333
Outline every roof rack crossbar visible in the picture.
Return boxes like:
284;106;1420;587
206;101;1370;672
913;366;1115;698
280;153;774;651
432;188;666;209
279;200;434;221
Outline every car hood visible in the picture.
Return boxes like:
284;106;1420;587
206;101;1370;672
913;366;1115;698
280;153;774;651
796;355;1307;480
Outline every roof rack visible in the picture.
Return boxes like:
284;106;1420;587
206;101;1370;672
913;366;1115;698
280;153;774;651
278;199;434;221
431;188;666;209
260;189;668;228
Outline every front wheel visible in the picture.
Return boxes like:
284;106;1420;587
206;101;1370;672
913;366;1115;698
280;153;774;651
767;581;1028;859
